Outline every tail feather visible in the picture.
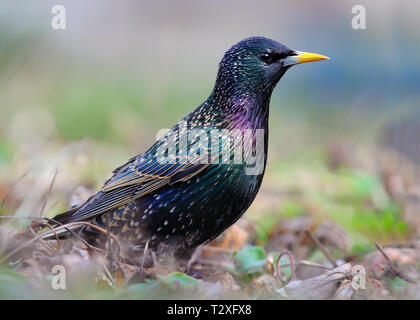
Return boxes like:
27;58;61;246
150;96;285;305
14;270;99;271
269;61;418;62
50;207;78;224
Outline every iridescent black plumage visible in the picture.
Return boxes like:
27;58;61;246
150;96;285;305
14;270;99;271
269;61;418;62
49;37;328;261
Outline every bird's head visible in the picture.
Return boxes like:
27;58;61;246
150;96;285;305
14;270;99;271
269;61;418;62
213;37;329;98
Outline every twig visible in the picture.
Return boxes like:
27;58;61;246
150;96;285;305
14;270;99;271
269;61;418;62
27;226;56;255
0;215;48;221
305;230;337;268
374;241;393;265
45;218;96;255
0;231;50;264
0;220;121;264
0;216;59;255
275;250;295;282
41;221;122;257
0;173;27;210
373;241;414;283
0;215;117;258
0;215;92;254
42;221;61;250
39;167;58;217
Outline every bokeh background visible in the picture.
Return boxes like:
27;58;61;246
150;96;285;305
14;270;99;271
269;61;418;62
1;0;420;264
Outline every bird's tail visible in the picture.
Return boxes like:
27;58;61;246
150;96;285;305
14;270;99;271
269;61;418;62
50;206;79;225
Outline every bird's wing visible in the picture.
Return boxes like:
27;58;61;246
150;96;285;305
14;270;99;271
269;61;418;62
63;127;213;223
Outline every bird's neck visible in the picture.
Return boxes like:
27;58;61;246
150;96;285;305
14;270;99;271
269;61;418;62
208;85;273;131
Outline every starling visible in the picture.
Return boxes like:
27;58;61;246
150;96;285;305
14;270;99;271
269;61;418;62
46;37;329;261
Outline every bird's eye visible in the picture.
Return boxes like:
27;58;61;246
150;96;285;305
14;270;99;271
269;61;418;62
259;53;272;64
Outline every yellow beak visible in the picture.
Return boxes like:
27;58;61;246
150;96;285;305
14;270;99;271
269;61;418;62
284;51;330;66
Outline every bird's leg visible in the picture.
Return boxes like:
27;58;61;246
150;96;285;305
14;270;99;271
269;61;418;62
174;246;197;272
141;240;149;268
186;246;201;274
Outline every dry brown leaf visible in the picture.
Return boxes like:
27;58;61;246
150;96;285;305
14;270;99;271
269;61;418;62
203;224;249;259
279;263;352;300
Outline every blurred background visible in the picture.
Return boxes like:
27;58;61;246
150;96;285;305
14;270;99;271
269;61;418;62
1;0;420;257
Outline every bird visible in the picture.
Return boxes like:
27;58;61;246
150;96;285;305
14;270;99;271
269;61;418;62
44;37;329;263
